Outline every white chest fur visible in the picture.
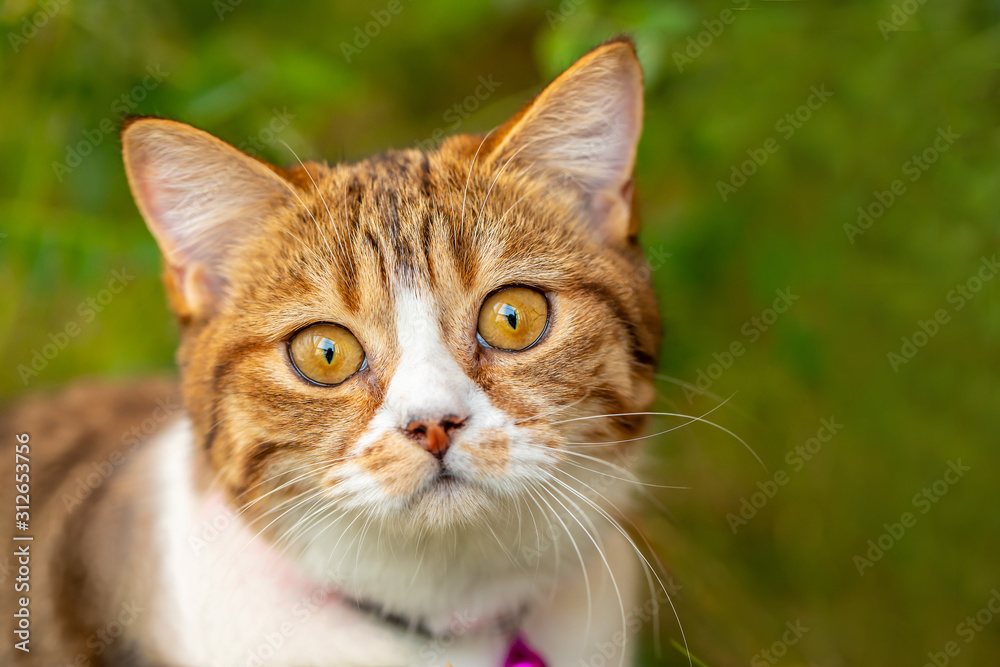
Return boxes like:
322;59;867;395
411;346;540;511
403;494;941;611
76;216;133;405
140;420;641;667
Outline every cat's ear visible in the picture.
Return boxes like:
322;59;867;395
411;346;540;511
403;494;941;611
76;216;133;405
121;118;294;320
487;37;643;241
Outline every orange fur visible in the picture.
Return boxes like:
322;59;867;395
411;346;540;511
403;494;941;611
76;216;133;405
119;38;660;538
2;37;663;665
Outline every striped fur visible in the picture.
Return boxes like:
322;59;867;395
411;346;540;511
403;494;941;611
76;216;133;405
1;38;662;666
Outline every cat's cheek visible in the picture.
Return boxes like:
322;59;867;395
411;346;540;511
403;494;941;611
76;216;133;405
449;429;511;480
350;435;438;499
466;425;564;491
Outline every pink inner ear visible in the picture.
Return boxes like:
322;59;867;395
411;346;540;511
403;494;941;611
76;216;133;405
123;119;299;319
587;182;633;242
483;41;643;241
127;139;186;262
180;262;226;318
621;178;634;205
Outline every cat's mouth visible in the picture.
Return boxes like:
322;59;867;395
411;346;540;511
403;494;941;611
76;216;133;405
428;468;462;493
417;467;473;501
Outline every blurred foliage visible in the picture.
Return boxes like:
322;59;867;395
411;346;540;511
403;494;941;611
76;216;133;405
1;0;999;664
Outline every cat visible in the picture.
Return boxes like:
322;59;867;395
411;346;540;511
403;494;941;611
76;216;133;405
1;37;664;667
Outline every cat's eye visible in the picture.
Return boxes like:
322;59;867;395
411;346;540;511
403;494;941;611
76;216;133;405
288;323;366;386
477;287;549;351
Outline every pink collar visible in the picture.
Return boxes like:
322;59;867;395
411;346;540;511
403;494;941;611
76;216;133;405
504;635;547;667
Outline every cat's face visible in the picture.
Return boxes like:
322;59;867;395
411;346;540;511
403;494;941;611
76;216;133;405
122;39;659;603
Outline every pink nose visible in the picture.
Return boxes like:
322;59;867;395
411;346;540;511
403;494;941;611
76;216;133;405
403;415;466;457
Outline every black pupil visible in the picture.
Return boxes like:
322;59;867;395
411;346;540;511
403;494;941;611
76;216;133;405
500;304;518;330
319;339;335;364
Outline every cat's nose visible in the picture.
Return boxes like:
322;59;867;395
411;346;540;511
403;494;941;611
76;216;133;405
403;415;467;458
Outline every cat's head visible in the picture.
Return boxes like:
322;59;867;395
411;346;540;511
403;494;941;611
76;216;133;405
122;37;660;624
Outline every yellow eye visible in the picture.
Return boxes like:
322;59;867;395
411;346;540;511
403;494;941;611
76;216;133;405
477;287;548;351
289;323;365;386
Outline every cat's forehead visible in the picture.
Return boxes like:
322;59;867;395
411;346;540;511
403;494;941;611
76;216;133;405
224;147;587;350
250;148;588;298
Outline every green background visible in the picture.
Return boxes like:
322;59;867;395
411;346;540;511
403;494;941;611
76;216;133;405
1;0;998;664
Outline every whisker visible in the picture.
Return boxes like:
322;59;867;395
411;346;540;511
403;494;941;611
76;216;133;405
533;485;593;641
563;394;733;447
515;388;592;425
544;473;692;667
557;452;689;490
354;509;377;575
473;140;535;230
301;505;351;555
271;493;331;554
237;485;332;556
541;480;625;664
552;409;766;471
235;458;336;503
460;129;496;235
264;171;334;266
487;522;518;567
520;491;544;588
235;457;349;517
525;486;561;586
278;140;347;261
654;373;732;407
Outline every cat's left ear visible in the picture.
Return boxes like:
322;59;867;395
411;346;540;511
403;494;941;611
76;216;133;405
121;118;295;320
487;36;644;242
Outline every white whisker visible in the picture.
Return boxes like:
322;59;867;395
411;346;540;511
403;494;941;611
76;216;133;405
515;388;592;425
460;129;496;234
544;473;692;667
564;394;733;446
553;408;766;471
541;479;625;664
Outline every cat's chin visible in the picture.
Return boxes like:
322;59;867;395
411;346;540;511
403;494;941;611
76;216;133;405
406;471;501;528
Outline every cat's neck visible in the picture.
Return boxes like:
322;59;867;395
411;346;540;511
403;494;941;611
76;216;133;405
148;418;544;661
111;416;640;666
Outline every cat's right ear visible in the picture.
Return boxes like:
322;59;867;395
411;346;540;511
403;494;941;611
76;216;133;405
121;118;294;320
483;37;644;244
